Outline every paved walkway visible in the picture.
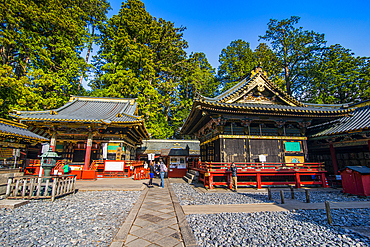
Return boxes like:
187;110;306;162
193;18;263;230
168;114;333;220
110;179;197;247
182;200;370;214
76;178;147;191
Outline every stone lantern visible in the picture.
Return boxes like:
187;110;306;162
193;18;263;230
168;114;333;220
39;147;60;178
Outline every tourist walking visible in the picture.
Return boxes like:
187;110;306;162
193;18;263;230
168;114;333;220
148;161;155;187
159;160;167;188
230;162;238;191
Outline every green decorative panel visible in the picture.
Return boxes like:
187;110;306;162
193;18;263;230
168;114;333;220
55;144;64;150
285;142;301;152
107;144;120;151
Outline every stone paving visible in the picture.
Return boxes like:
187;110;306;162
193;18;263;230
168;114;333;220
111;178;190;247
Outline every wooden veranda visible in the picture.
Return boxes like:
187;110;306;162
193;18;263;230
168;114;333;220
191;162;328;189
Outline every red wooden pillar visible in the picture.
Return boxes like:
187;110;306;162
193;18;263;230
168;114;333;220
256;172;261;189
227;172;232;189
209;174;214;189
295;172;301;188
50;132;56;151
83;133;93;170
329;143;339;175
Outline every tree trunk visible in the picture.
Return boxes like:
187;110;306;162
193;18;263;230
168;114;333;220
78;25;95;91
285;65;291;95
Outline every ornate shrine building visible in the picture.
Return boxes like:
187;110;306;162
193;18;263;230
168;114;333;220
10;96;149;170
0;118;48;168
308;100;370;175
180;68;352;165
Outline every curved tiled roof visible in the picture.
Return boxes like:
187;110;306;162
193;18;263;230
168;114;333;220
10;96;142;124
0;119;49;142
310;105;370;137
197;99;352;114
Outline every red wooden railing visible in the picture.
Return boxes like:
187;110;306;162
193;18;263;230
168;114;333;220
190;161;327;189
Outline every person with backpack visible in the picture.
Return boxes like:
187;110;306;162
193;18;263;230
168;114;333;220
159;160;167;188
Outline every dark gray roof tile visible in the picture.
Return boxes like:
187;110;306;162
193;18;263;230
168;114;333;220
0;121;49;141
11;96;142;124
310;105;370;137
340;166;370;174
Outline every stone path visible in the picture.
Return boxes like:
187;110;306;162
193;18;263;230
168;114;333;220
182;200;370;214
110;178;197;247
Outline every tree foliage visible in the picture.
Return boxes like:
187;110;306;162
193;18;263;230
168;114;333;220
0;0;110;118
218;39;257;91
91;0;219;138
253;43;284;88
305;44;370;104
171;52;218;138
259;16;326;96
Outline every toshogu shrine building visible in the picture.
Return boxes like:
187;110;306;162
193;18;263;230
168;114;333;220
0;118;49;168
180;67;353;167
10;96;150;170
308;100;370;174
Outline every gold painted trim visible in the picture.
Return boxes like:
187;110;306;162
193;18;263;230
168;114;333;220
19;116;142;124
0;131;48;141
0;118;27;129
0;141;26;148
201;106;349;118
69;95;135;103
200;134;306;145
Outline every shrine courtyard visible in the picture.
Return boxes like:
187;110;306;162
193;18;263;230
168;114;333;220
0;178;369;247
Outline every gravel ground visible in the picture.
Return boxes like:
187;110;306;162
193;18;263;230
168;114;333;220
172;183;370;205
272;191;370;203
187;209;370;247
0;190;141;246
171;183;274;205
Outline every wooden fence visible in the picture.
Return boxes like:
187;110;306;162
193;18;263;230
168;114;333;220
6;175;76;201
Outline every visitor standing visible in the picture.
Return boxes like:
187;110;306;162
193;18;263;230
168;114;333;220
159;160;167;188
149;161;155;187
230;162;238;191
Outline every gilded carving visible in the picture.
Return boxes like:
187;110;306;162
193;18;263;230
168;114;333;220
238;92;274;104
257;82;265;92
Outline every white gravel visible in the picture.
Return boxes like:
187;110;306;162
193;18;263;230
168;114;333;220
0;190;141;246
187;209;370;247
173;182;370;246
172;182;370;205
172;183;274;205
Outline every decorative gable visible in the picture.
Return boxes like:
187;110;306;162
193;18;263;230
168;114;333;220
222;69;300;107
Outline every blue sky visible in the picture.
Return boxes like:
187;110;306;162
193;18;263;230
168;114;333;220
106;0;370;70
83;0;370;88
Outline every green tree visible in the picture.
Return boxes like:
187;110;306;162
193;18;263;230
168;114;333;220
253;43;285;88
217;39;257;91
358;57;370;101
259;16;326;96
171;52;218;138
91;0;189;138
305;44;369;104
0;0;110;118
